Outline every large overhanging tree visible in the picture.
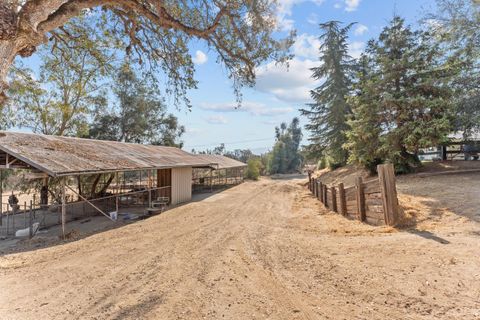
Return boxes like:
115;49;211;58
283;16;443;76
0;1;292;104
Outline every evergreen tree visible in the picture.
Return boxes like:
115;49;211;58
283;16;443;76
345;49;383;174
425;0;480;138
301;21;356;168
347;17;454;173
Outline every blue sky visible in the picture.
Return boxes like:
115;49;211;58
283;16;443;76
17;0;437;154
177;0;437;154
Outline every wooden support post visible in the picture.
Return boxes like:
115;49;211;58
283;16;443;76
331;186;337;213
313;179;317;197
378;164;399;226
6;207;9;235
210;169;213;193
316;181;320;200
338;183;347;216
12;201;15;231
148;170;152;208
29;201;33;239
23;201;27;228
61;178;66;239
0;169;2;226
355;177;366;222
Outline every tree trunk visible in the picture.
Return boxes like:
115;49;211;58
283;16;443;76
0;41;17;102
90;174;101;198
95;174;114;197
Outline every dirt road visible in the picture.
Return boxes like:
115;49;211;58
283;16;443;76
1;177;479;319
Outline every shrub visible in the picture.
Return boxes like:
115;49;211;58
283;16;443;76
317;157;327;170
245;158;262;180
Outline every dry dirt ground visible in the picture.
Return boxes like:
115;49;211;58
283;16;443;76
1;176;479;320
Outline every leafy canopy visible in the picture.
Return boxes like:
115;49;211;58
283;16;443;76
88;62;185;147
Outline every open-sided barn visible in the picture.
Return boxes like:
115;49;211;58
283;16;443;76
0;131;221;238
192;154;247;192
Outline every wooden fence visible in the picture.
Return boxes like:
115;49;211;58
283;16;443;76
308;164;400;226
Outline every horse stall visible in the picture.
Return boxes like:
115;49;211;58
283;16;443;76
192;154;247;193
0;131;215;239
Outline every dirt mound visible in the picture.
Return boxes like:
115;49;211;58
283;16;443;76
313;164;371;187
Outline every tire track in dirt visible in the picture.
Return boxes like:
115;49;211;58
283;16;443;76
1;178;480;319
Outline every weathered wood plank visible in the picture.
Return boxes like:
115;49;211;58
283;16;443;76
331;186;337;212
378;164;400;226
338;183;347;216
356;177;366;222
363;179;381;194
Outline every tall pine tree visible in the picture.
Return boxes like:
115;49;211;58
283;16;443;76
345;48;383;173
347;17;454;173
301;21;356;168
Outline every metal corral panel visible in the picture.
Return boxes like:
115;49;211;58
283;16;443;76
0;131;216;176
171;167;192;205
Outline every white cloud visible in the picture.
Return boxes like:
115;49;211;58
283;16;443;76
255;58;318;103
185;127;205;135
349;41;365;59
354;24;368;36
307;13;319;25
345;0;361;12
192;50;208;65
275;0;325;31
200;101;293;117
292;33;320;60
205;115;228;124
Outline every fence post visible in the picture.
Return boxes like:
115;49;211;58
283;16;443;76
316;181;321;200
331;186;337;212
355;177;366;222
338;183;347;216
378;164;399;226
323;184;328;208
313;179;317;197
319;182;323;203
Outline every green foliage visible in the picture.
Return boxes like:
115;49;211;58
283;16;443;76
344;53;384;174
8;16;113;136
317;157;327;170
31;3;293;109
88;63;184;147
267;118;303;174
425;0;480;139
245;158;262;180
301;21;355;167
346;17;455;173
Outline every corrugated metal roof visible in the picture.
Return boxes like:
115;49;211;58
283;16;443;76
193;154;247;169
0;131;216;177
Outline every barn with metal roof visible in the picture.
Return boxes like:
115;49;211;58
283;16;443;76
0;132;218;238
